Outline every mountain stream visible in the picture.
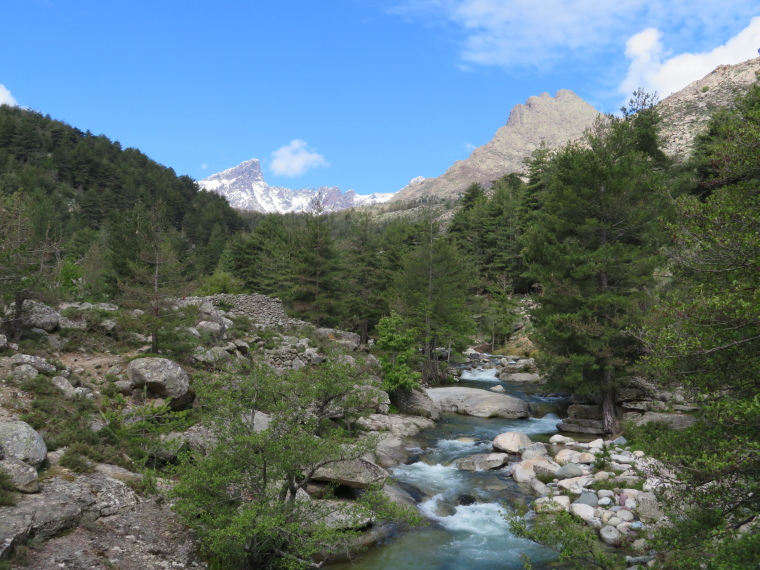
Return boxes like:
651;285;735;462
327;365;569;569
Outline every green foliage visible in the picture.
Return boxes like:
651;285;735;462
635;84;760;568
195;271;245;295
507;511;625;569
19;376;99;451
0;105;243;294
376;312;421;391
171;360;420;568
394;215;475;383
521;103;668;433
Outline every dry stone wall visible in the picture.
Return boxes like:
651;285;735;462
179;294;307;328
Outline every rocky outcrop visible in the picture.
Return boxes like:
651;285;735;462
126;358;193;410
0;472;139;560
426;387;529;419
2;484;202;568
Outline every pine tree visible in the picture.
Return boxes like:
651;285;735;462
522;110;667;434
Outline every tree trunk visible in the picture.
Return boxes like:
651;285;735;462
11;290;27;341
602;368;619;435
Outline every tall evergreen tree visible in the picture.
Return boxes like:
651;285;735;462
522;108;667;434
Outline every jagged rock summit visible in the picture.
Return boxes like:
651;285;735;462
199;158;393;214
391;89;601;202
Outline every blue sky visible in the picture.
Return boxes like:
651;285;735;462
2;1;759;196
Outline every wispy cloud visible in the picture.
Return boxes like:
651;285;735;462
391;1;759;69
269;140;329;177
200;163;209;170
620;17;760;99
0;84;17;106
464;142;476;153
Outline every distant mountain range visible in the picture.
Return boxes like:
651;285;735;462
202;57;760;212
198;159;393;214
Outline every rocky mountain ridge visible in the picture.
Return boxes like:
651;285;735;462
199;159;394;214
390;89;602;202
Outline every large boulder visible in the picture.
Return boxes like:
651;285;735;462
0;421;47;468
9;354;56;374
126;358;193;410
314;328;361;351
426;387;529;419
312;458;388;489
0;459;39;493
493;431;532;454
454;453;509;471
513;456;560;483
20;301;59;332
390;388;441;420
356;414;435;437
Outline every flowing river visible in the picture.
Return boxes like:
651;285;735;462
328;365;570;569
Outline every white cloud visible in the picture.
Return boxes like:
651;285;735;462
392;1;759;69
464;142;476;153
201;163;209;170
0;84;17;106
620;17;760;98
269;140;329;177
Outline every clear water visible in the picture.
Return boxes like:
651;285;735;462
326;369;569;569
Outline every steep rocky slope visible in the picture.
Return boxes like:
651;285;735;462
658;56;760;159
390;89;601;202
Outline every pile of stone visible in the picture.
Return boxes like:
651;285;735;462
178;294;306;328
521;433;662;558
452;429;665;562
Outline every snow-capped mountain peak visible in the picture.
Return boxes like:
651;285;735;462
199;159;394;214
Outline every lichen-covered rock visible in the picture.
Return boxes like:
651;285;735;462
0;459;39;493
0;421;47;467
51;376;78;399
126;358;193;410
20;301;59;332
9;354;56;374
312;458;388;489
356;414;434;437
6;364;38;383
